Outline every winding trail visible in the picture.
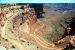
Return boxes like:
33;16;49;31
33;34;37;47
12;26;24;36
1;8;62;50
30;34;57;50
1;10;28;50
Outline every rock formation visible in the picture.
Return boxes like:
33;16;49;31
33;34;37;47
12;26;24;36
0;4;75;50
